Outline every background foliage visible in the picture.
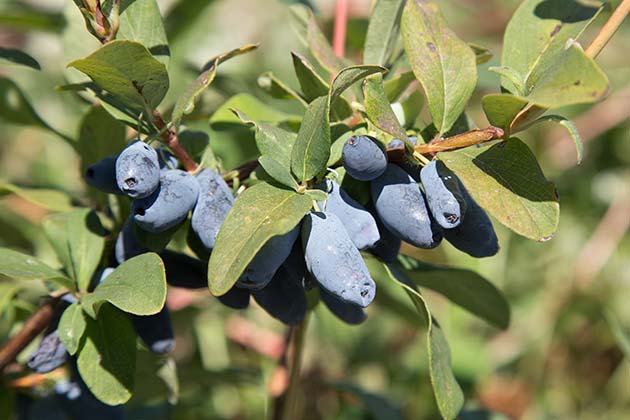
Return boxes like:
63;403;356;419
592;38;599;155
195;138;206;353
0;0;628;419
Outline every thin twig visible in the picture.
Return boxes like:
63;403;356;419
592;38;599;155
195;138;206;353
332;0;348;58
152;111;199;173
280;315;309;420
0;297;62;372
585;0;630;59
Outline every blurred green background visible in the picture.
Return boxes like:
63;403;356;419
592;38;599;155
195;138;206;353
0;0;628;419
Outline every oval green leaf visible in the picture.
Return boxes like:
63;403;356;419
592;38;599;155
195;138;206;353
77;303;136;405
57;301;86;355
207;182;313;295
0;247;72;289
81;253;166;317
439;138;559;241
291;96;331;182
401;0;477;134
68;40;169;113
364;0;405;66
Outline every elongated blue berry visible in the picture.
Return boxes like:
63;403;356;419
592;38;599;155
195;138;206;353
115;141;160;198
238;226;300;290
444;181;499;258
191;169;234;250
319;180;380;250
84;156;122;194
319;287;367;325
252;265;307;325
302;212;375;307
420;160;467;228
342;135;388;181
132;169;199;233
371;164;442;249
130;306;175;355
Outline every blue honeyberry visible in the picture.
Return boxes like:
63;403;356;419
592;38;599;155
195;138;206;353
218;286;250;310
160;250;207;289
156;148;179;171
190;168;234;250
319;180;380;250
132;169;199;233
420;160;467;229
342;135;388;181
130;305;175;355
252;265;307;326
371;164;442;249
365;202;402;263
319;287;367;325
302;211;376;307
115;140;161;198
387;136;417;149
115;216;147;264
444;181;499;258
84;156;123;195
238;225;300;290
27;330;67;374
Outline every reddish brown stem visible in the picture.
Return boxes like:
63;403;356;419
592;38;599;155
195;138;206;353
153;111;199;173
333;0;348;58
0;297;61;373
388;126;504;163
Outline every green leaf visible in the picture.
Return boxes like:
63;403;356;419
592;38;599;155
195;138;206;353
0;182;73;212
77;106;126;173
397;90;424;128
115;0;170;65
364;255;464;420
383;71;415;102
440;138;559;241
172;44;258;125
605;310;630;359
291;52;353;121
210;93;300;128
68;40;169;114
51;209;106;292
77;303;136;405
399;255;510;329
231;109;297;167
57;81;155;134
42;214;72;271
524;42;608;108
488;66;525;96
66;210;106;291
0;247;72;288
304;189;327;202
0;77;73;144
481;93;529;133
258;72;308;106
0;47;40;70
291;96;331;182
329;65;387;107
207;182;313;295
401;0;477;133
469;43;492;65
258;155;299;190
57;301;86;355
501;0;603;95
81;253;166;318
532;115;583;164
364;0;405;66
363;73;409;142
289;5;345;74
292;51;329;101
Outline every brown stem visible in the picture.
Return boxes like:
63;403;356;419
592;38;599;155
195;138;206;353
0;297;62;373
388;126;504;164
585;0;630;59
153;111;199;173
333;0;348;58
